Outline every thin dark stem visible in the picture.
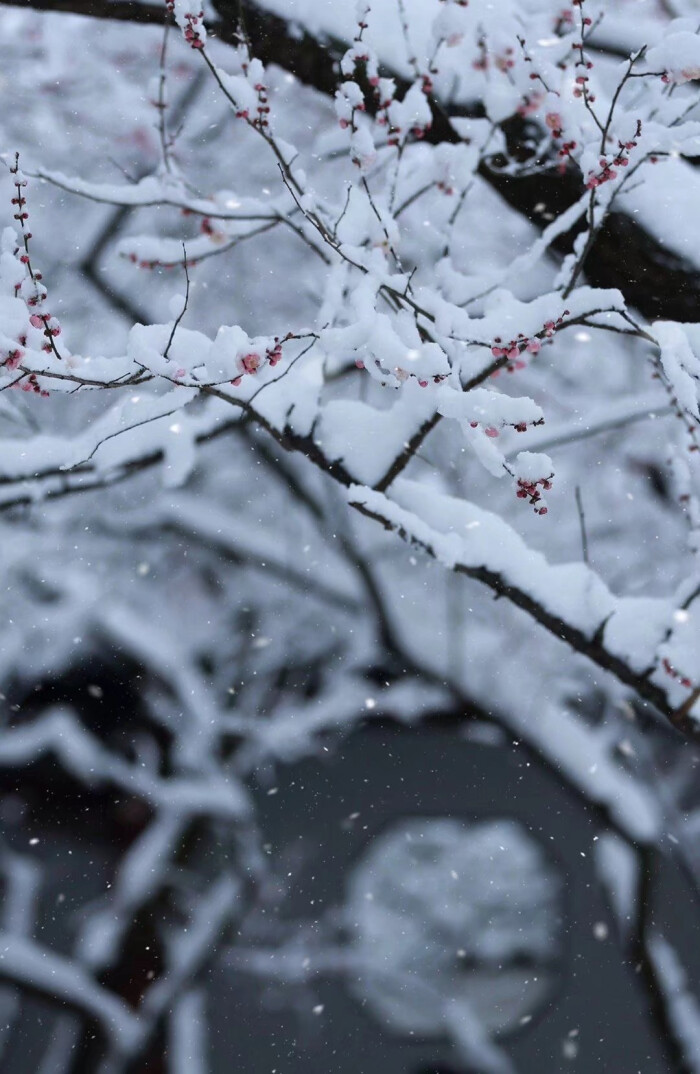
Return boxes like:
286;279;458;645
163;246;190;360
575;485;590;565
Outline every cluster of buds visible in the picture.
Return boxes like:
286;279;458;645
166;0;205;50
520;30;551;92
232;352;261;384
379;83;432;147
545;111;564;138
542;310;570;335
27;311;60;354
353;358;448;389
341;46;379;87
437;179;455;196
586;157;618;188
654;379;700;454
339;10;434;152
387;121;432;147
267;339;283;367
17;372;49;398
516;474;552;515
488;336;534;362
661;66;700;86
126;247;202;270
570;5;595;90
9;155;61;366
517;92;545;119
354;3;370;36
17;273;46;307
543;108;578;174
393;366;449;388
572;72;595;101
336;80;366;135
555;0;591;35
585;124;640;190
491;336;540;368
557;139;577;173
473;41;516;75
30;312;61;353
224;54;272;131
129;252;156;269
248;77;271;130
200;216;227;242
469;416;545;437
661;657;693;690
494;47;516;74
180;39;260;129
12;195;28;224
230;337;286;387
339;9;378;102
490;312;570;373
128;252;175;270
338;76;432;157
1;346;24;372
184;10;204;49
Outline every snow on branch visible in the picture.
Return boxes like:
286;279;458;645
646;934;700;1073
0;708;251;818
0;1;699;743
349;480;698;733
0;931;143;1052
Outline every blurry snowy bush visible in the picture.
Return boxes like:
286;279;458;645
346;818;562;1067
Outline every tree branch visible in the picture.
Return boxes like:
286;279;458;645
0;931;142;1053
7;0;699;321
348;490;695;738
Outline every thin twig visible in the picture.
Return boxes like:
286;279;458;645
575;485;590;565
163;245;191;360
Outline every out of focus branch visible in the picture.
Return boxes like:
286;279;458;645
1;0;169;24
349;493;692;738
0;931;142;1052
0;707;249;818
632;850;700;1074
